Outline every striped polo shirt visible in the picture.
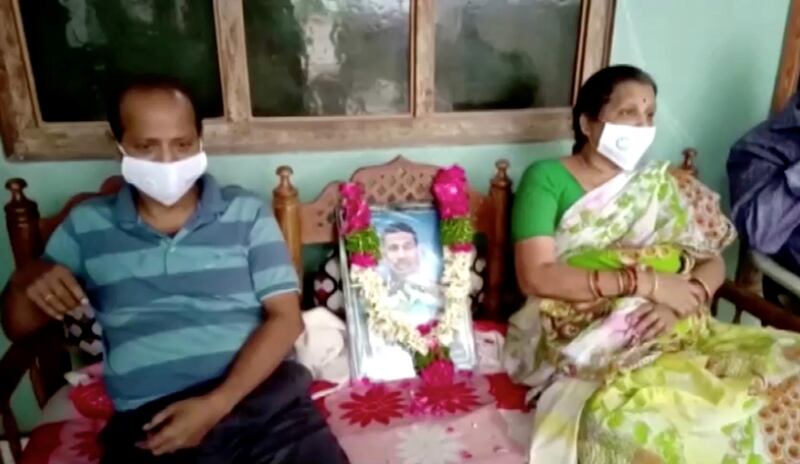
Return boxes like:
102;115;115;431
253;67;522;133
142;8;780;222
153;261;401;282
44;175;299;411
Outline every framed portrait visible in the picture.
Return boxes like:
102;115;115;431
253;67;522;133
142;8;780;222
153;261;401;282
340;203;477;381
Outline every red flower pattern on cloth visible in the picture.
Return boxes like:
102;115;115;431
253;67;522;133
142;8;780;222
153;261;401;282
340;385;406;427
412;380;481;416
486;373;529;411
18;422;64;464
69;423;104;462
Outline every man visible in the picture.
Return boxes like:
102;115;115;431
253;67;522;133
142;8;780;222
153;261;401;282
1;76;348;463
728;93;800;310
379;222;442;321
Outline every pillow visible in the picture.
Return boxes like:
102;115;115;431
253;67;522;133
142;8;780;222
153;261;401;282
312;250;346;319
63;304;104;360
312;250;487;317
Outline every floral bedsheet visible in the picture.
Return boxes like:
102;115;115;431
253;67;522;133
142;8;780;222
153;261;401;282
19;322;531;464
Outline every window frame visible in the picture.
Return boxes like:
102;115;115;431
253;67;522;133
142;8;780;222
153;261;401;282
0;0;616;160
773;0;800;113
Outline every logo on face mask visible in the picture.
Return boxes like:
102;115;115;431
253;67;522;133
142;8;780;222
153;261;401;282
119;146;208;206
597;122;656;171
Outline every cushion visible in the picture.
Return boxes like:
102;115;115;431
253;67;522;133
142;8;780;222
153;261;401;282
63;304;104;360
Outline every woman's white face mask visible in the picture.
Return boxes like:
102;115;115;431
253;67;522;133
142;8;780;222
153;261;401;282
119;145;208;206
596;122;656;171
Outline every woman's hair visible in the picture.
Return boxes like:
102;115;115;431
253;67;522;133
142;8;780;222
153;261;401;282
571;65;657;153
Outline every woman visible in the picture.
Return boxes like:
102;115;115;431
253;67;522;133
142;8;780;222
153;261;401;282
504;65;800;464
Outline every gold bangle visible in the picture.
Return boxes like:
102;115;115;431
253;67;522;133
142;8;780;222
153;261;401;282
649;271;659;298
690;277;713;303
588;270;600;299
616;271;625;296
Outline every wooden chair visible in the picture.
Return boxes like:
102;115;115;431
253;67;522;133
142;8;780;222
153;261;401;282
1;176;123;461
271;155;514;321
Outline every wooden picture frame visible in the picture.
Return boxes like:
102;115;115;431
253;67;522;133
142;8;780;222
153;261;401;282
340;202;478;382
0;0;616;160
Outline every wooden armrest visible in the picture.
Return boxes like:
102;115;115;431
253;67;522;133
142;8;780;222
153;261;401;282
0;336;39;461
0;337;37;407
716;280;800;332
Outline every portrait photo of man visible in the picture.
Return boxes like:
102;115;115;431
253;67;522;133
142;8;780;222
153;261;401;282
379;221;443;325
343;207;475;381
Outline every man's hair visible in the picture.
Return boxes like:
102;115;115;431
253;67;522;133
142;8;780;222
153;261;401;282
381;222;418;244
107;74;202;141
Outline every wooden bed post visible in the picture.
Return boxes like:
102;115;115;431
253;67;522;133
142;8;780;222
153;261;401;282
5;178;43;267
681;148;698;176
4;178;71;407
483;160;512;321
273;166;304;286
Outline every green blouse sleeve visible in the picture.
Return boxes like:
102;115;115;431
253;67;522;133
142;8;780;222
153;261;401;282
512;161;560;242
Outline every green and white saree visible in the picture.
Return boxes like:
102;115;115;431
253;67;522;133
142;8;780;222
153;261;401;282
505;163;800;464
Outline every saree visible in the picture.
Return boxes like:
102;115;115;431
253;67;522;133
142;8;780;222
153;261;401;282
503;163;800;464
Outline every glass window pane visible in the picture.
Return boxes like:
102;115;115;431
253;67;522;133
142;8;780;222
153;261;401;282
244;0;410;117
435;0;581;112
19;0;223;123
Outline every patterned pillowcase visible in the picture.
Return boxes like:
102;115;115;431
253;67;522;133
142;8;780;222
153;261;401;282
312;250;487;318
63;304;104;360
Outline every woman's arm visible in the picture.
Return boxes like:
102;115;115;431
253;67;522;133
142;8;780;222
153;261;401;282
516;237;703;316
689;254;726;303
516;237;636;302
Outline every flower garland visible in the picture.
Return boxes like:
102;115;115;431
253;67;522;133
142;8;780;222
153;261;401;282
339;166;475;373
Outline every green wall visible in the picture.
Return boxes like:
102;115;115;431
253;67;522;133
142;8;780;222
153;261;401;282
0;0;790;432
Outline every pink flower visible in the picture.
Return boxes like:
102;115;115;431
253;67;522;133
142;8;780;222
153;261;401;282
416;320;439;336
345;202;372;234
350;253;377;268
339;183;372;234
433;166;471;220
420;359;456;387
449;243;474;253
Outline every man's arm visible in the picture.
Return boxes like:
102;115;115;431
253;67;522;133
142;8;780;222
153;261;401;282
2;217;87;341
728;138;800;255
206;292;303;408
2;265;55;340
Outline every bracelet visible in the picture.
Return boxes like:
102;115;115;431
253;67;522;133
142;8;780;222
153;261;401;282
625;267;638;296
588;270;600;299
649;271;659;298
690;277;713;303
616;271;625;296
594;271;605;298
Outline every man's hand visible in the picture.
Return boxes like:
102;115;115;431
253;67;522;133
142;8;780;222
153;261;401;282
626;304;679;343
142;394;232;456
23;263;87;320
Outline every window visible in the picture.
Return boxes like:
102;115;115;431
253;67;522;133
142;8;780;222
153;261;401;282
0;0;615;160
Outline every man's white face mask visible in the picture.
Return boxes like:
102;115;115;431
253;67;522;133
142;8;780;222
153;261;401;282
119;144;208;206
596;122;656;171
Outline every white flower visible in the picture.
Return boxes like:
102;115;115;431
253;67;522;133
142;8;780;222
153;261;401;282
396;424;464;464
349;249;472;359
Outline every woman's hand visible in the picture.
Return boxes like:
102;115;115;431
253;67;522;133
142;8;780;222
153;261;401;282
626;304;679;343
646;273;701;317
